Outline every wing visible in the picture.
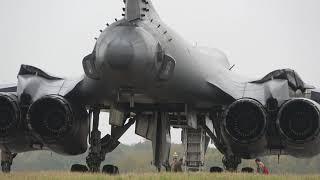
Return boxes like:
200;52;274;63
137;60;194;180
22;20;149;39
16;64;84;103
207;68;313;105
0;83;17;92
251;69;315;91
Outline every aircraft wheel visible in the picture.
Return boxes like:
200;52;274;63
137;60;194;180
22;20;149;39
241;167;254;173
71;164;88;173
210;166;223;173
102;165;119;175
1;162;11;173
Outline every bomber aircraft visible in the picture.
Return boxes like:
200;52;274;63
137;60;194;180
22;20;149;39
1;0;320;173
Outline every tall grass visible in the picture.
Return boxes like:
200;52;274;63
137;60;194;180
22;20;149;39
1;172;319;180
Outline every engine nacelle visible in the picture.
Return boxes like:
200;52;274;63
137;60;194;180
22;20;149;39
277;98;320;157
28;95;89;155
0;93;20;141
222;98;268;158
0;93;37;153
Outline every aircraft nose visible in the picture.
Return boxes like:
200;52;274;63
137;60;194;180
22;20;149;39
95;26;161;88
106;38;134;70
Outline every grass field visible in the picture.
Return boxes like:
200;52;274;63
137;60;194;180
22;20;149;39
0;172;319;180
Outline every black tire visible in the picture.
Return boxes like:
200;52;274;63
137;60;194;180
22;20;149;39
1;166;10;173
71;164;88;173
1;161;11;173
210;166;223;173
102;165;119;175
241;167;254;173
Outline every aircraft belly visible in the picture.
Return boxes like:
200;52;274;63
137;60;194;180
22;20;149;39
82;74;228;109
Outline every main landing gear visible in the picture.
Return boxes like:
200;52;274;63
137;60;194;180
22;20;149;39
86;109;104;173
209;155;242;173
222;155;241;172
1;150;17;173
71;107;134;174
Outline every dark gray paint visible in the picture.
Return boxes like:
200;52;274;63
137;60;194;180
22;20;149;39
0;0;319;170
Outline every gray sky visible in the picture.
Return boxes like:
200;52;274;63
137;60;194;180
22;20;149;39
1;0;320;144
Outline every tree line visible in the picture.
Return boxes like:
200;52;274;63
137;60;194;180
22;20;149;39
9;141;320;174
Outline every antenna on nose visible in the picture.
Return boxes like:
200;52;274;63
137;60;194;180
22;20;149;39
229;64;235;71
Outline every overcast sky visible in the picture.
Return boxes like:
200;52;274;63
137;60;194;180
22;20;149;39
0;0;319;144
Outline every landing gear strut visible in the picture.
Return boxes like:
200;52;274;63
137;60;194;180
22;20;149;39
1;150;17;173
86;109;104;172
222;155;241;172
79;107;135;174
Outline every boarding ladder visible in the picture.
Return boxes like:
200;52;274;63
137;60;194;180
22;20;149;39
182;128;207;171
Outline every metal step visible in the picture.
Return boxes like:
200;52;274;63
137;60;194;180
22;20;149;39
182;128;207;171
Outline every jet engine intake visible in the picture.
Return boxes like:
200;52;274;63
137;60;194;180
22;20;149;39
277;98;320;143
224;98;267;144
28;95;89;155
28;95;74;140
0;93;20;139
222;98;268;158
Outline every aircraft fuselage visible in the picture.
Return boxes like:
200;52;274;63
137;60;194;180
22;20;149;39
81;18;233;110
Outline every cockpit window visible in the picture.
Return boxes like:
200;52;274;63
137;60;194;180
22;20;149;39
158;55;175;80
155;43;164;69
82;53;100;80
